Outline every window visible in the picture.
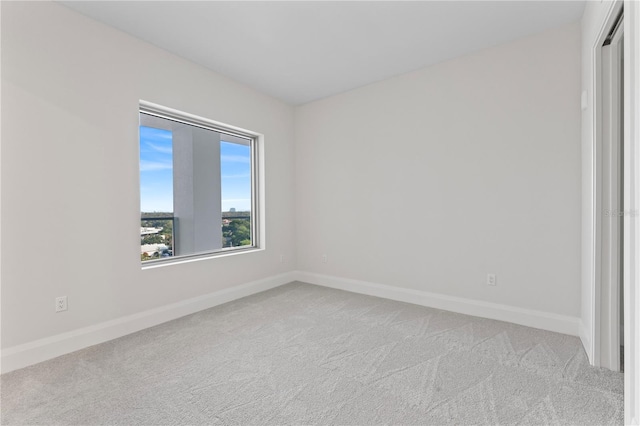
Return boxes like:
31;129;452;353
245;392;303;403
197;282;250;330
139;103;259;264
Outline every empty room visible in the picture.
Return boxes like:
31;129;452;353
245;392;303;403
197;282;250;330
1;1;639;425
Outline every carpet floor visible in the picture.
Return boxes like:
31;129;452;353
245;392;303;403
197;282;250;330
1;282;624;425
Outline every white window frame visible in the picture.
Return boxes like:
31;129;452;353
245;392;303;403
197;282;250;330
139;101;261;267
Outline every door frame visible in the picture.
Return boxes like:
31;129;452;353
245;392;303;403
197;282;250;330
622;2;640;423
597;8;624;372
589;1;640;423
591;0;623;370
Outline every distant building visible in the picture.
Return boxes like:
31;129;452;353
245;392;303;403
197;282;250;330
141;243;168;256
229;208;236;212
222;211;251;219
141;226;163;236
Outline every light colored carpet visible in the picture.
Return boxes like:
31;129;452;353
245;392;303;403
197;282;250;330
1;282;624;425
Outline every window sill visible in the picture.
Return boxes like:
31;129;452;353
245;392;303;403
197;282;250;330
141;246;264;270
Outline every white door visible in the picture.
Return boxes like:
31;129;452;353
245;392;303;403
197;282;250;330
599;17;624;372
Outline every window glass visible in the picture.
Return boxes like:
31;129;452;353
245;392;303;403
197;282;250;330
139;108;256;263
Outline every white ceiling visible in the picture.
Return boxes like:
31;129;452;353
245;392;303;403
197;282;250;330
60;1;585;105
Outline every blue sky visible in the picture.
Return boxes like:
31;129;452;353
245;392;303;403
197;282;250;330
220;141;252;212
140;126;251;213
140;126;173;212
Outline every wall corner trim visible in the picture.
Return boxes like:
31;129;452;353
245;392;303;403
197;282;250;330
295;271;581;337
579;320;593;363
0;272;297;374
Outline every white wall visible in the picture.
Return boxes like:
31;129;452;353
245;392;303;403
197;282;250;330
295;23;582;320
624;3;640;423
625;3;640;424
1;2;296;351
0;2;589;375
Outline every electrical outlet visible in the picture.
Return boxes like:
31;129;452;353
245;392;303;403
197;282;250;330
487;274;497;286
322;254;328;264
55;296;68;312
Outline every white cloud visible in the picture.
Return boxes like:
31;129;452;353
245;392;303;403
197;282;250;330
140;160;173;172
146;142;173;154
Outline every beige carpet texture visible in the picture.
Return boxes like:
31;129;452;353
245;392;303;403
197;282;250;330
1;282;624;425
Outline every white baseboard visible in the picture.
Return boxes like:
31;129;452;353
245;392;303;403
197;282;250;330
2;270;583;374
295;271;581;336
579;320;594;363
1;272;296;374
